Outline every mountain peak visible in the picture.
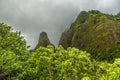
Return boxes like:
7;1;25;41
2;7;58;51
34;32;52;50
59;10;120;59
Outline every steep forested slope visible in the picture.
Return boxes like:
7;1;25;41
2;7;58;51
59;10;120;59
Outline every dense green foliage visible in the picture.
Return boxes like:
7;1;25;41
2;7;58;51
1;44;120;80
0;23;29;80
0;23;28;55
59;10;120;60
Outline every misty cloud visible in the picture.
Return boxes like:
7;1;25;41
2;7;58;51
0;0;120;49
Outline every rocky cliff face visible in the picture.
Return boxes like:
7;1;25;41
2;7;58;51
59;10;120;59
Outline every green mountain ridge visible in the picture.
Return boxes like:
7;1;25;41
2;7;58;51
59;10;120;59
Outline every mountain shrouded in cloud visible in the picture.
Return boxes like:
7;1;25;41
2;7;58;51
0;0;120;49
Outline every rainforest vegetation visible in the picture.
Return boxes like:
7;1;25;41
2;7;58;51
0;10;120;80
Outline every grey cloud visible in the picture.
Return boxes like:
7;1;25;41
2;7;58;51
0;0;120;49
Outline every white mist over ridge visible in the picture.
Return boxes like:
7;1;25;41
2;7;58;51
0;0;120;49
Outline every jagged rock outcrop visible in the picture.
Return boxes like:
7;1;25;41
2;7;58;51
34;32;53;50
59;10;120;59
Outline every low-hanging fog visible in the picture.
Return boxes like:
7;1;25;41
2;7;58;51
0;0;120;49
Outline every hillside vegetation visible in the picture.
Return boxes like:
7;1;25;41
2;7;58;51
59;10;120;60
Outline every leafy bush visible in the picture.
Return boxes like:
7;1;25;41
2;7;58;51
0;23;28;55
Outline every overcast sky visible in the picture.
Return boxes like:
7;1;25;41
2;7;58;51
0;0;120;49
